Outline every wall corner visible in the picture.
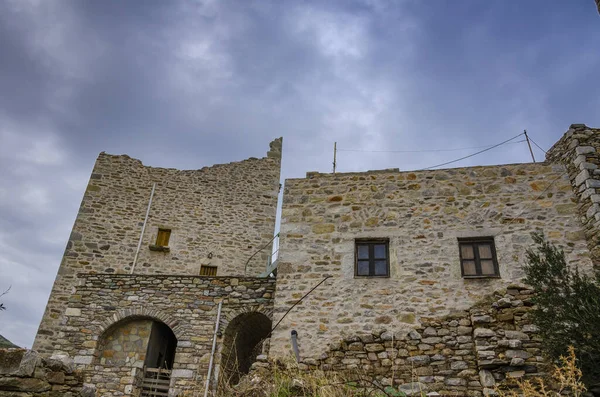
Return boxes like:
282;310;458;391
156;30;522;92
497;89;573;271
546;124;600;266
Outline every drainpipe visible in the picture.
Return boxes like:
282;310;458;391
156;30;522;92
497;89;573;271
204;301;222;397
291;330;300;362
131;183;156;274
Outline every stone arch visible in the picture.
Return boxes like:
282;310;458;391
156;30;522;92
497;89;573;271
218;304;273;333
219;308;272;385
95;306;185;341
93;306;185;367
93;307;183;369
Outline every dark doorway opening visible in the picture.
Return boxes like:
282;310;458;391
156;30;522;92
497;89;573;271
221;312;272;385
145;321;177;370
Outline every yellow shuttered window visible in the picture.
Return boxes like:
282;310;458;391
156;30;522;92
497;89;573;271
156;229;171;247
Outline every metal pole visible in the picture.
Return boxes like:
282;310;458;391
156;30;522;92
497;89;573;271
204;301;223;397
524;130;536;163
333;142;337;174
291;330;300;362
131;183;156;274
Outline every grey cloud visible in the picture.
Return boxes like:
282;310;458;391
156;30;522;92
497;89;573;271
1;0;599;347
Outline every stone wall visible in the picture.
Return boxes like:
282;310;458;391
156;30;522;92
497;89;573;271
53;274;275;396
97;319;153;367
34;138;282;354
271;161;592;359
291;286;543;397
0;349;88;396
547;124;600;266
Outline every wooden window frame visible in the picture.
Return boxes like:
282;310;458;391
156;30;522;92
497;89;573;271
149;228;171;252
354;239;390;278
155;228;171;247
458;237;500;278
200;265;218;276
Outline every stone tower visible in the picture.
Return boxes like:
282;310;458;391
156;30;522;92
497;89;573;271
31;139;282;395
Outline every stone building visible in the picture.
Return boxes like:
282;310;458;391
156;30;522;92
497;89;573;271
21;124;600;396
31;138;282;395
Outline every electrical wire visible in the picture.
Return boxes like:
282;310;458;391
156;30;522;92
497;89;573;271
337;140;526;154
418;132;525;171
269;275;332;337
528;137;548;154
244;232;279;275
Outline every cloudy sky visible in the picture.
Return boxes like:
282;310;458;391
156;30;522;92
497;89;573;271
0;0;599;348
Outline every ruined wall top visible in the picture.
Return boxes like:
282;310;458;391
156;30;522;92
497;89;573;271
77;137;283;276
546;124;600;163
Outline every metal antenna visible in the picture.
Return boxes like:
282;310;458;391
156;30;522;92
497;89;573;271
524;130;536;163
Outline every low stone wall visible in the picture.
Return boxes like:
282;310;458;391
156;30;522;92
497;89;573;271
0;349;88;396
288;286;544;397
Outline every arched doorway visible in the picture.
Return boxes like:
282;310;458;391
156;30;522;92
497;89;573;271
97;318;178;370
97;318;178;396
220;312;271;385
145;321;177;370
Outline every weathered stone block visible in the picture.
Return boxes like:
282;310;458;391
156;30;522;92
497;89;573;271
505;350;530;360
450;361;469;370
365;343;385;352
398;382;428;396
0;350;26;376
474;328;496;338
0;377;51;392
312;224;335;234
575;146;596;155
479;370;495;387
445;378;467;386
503;331;529;341
471;315;491;324
407;355;430;366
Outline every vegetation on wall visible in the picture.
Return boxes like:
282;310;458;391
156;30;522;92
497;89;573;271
213;349;586;397
0;285;9;311
495;347;586;397
523;233;600;389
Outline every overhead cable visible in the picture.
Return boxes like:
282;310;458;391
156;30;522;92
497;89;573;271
528;137;548;154
337;139;526;154
418;132;525;171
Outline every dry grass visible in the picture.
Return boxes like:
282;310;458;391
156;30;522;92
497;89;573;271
495;347;586;397
217;355;404;397
179;346;585;397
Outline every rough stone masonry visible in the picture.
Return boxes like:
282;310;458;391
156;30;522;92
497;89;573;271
269;125;600;395
33;138;282;357
13;125;600;396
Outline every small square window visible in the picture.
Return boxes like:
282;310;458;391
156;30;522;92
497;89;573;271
355;239;389;277
156;229;171;247
149;229;171;252
458;237;499;278
200;265;218;276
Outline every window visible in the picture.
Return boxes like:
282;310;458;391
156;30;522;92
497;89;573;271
149;228;171;252
200;265;218;276
355;239;389;277
458;237;499;278
156;229;171;247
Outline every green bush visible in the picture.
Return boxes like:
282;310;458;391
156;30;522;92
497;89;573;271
524;233;600;388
